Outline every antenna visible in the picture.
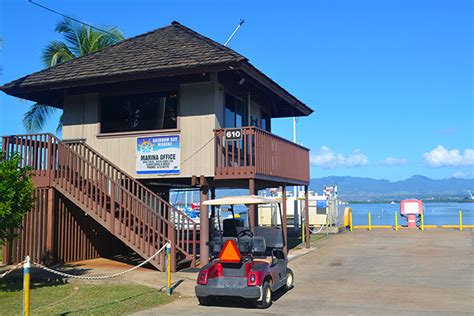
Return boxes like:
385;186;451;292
224;19;245;47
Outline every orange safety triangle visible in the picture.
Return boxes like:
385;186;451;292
219;240;241;263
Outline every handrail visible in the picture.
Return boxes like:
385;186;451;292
65;140;197;224
2;133;199;269
63;138;198;264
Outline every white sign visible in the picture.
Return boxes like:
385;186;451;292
136;135;180;174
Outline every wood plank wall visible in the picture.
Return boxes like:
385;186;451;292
4;189;126;264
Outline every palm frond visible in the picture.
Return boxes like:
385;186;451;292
56;111;64;133
22;103;57;132
42;41;75;67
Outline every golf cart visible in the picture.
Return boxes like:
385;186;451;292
195;195;294;308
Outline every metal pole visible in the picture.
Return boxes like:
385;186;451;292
459;210;463;232
166;242;172;295
305;186;310;248
421;213;424;231
394;212;398;231
349;212;353;232
23;256;31;316
368;212;372;231
224;19;245;46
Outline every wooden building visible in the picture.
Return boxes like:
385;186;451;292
1;21;313;270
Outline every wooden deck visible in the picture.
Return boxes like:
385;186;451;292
214;127;310;185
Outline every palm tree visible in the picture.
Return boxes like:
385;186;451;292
23;18;124;132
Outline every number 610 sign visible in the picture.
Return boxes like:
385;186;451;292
225;128;242;141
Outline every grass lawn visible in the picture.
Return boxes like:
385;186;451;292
0;280;174;315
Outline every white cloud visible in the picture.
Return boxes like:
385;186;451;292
381;157;408;166
452;171;474;179
311;146;368;168
423;145;474;167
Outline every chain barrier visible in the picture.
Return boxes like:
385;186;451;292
308;222;327;234
30;242;169;280
0;261;25;279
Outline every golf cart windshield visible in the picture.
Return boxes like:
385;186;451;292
203;195;285;257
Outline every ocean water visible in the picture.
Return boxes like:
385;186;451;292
348;202;474;226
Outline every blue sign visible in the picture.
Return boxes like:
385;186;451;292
316;200;327;208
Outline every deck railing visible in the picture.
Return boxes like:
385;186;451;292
214;127;310;184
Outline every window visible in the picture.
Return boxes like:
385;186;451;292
100;92;177;134
224;93;247;128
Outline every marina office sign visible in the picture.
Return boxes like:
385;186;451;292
136;135;181;174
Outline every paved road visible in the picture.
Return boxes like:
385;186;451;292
137;229;474;315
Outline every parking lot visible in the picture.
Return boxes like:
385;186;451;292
137;229;473;315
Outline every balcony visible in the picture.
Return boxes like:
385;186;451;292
214;127;310;185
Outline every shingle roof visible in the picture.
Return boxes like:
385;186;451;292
1;21;312;116
1;21;247;90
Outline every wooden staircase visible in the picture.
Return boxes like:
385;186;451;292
1;133;199;271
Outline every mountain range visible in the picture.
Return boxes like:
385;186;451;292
310;175;474;201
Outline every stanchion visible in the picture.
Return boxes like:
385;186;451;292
394;212;398;231
301;222;305;245
421;213;424;231
23;256;31;316
166;242;172;295
368;212;372;231
459;210;463;232
349;212;353;232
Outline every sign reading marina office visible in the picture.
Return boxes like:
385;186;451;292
136;135;180;174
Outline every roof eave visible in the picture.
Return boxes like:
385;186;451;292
239;62;313;117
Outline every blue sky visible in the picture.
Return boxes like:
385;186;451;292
0;0;472;181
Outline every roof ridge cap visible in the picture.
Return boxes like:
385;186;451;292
170;21;247;62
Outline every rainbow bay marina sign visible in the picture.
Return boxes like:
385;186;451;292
136;135;181;174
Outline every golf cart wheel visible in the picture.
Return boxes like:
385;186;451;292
256;280;272;309
285;268;294;290
198;297;212;306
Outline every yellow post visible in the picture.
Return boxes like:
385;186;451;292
394;212;398;231
368;212;372;231
459;210;463;232
349;212;353;231
23;256;31;316
166;242;172;295
421;213;424;231
302;222;305;245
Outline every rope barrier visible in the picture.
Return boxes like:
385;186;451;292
31;242;169;280
0;261;25;279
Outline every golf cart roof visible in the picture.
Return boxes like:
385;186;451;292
202;195;278;206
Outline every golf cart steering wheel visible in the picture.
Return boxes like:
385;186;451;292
237;229;254;238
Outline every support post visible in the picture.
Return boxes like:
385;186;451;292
282;185;287;254
349;211;353;232
200;186;209;266
46;188;55;257
459;210;463;232
304;186;310;248
167;222;176;272
368;212;372;231
23;256;31;316
394;212;398;231
421;213;424;231
166;242;172;295
249;179;256;231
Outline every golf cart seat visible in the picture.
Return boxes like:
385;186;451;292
223;218;245;237
253;257;272;265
